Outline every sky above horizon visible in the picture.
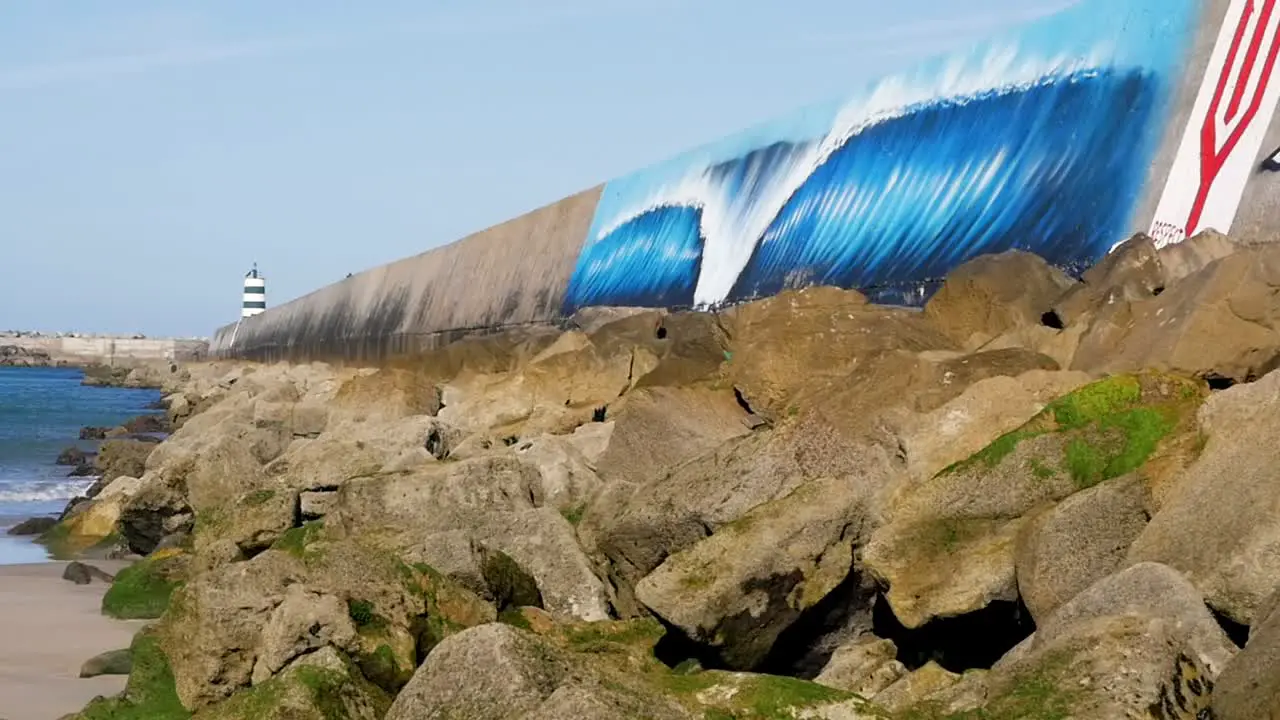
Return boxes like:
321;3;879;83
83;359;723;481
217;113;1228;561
0;0;1076;337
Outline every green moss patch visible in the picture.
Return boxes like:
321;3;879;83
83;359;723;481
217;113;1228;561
346;599;385;630
898;654;1079;720
102;550;188;620
560;503;587;526
943;373;1204;489
354;643;409;696
271;521;326;560
73;630;189;720
195;661;391;720
656;671;862;720
559;618;666;655
243;489;276;506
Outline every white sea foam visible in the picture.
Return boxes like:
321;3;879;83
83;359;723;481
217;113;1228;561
0;479;95;504
591;41;1114;307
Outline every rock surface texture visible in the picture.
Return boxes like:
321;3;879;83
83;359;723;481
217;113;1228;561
54;233;1280;719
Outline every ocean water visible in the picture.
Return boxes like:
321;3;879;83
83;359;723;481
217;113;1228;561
0;366;161;563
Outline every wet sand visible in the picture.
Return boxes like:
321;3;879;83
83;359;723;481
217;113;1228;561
0;561;144;720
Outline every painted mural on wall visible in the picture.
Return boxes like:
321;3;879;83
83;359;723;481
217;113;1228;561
562;0;1199;313
1149;0;1280;247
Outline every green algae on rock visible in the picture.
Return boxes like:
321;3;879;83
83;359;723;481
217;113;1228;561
191;647;389;720
71;629;189;720
102;549;190;620
864;372;1207;629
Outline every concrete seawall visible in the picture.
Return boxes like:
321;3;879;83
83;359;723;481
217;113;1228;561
214;0;1280;364
2;335;210;366
212;186;601;363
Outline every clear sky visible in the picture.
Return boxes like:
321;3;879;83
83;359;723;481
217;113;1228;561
0;0;1074;338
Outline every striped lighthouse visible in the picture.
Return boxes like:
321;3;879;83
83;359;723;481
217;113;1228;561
242;264;266;318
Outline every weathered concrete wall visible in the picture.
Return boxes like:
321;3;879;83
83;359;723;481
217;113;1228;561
212;186;601;363
3;336;209;365
214;0;1280;364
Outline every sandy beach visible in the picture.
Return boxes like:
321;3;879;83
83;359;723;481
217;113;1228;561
0;561;144;720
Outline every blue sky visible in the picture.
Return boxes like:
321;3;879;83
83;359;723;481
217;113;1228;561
0;0;1079;337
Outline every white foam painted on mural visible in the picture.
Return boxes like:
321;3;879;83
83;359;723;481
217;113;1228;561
591;42;1112;307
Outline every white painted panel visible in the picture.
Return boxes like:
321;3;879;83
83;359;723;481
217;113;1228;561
1150;0;1280;248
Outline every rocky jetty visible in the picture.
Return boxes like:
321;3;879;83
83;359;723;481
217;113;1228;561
0;343;56;367
48;231;1280;719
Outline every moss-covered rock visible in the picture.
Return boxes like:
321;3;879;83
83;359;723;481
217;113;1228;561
387;619;885;720
102;549;190;620
192;647;389;720
193;487;297;562
864;372;1206;628
70;628;189;720
159;539;494;711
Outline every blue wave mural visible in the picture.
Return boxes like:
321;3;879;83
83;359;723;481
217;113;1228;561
562;0;1199;314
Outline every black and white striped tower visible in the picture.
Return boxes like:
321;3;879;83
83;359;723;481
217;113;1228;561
242;264;266;318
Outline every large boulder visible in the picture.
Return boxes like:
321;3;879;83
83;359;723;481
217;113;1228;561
923;250;1076;349
584;349;1069;619
1212;587;1280;719
581;411;890;590
1015;474;1149;624
722;285;955;417
1158;228;1240;286
435;326;642;437
386;620;880;720
864;373;1204;628
193;487;298;560
327;457;611;621
94;439;155;485
1050;234;1165;328
591;386;752;489
814;637;907;697
385;624;578;720
159;539;475;710
119;472;194;555
940;563;1234;720
889;368;1093;484
1072;243;1280;381
193;646;390;720
1128;367;1280;624
265;415;453;492
635;475;871;669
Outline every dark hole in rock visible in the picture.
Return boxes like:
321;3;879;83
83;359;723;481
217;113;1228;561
592;406;608;423
502;436;519;447
756;569;880;679
1040;310;1065;330
480;549;543;612
872;593;1036;673
656;325;669;340
425;428;447;460
733;387;756;416
1203;374;1237;391
653;618;727;672
1152;285;1166;297
1209;606;1250;649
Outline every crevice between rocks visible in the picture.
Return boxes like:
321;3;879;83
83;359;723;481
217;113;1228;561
1201;373;1237;391
872;593;1037;673
757;567;880;679
1209;605;1249;649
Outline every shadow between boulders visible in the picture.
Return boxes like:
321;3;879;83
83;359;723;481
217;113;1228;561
1209;605;1249;649
756;568;880;679
872;593;1036;673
